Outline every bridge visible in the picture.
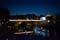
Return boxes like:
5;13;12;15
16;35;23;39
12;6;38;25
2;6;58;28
9;19;45;21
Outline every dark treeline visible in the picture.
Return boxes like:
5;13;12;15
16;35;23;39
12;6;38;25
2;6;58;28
0;8;10;40
56;13;60;40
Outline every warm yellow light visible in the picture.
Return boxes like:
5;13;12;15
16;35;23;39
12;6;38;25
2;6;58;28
15;24;19;26
18;22;22;24
27;23;31;25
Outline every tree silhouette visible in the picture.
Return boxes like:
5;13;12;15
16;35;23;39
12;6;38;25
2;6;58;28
0;8;10;40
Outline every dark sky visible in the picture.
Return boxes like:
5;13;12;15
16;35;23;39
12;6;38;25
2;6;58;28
0;0;60;15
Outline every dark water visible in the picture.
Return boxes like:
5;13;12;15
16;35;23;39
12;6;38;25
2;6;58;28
8;34;56;40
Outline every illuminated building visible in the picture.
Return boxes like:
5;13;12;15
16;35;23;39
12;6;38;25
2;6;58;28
45;12;51;17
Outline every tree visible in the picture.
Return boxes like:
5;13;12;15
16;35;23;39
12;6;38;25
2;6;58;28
0;8;10;40
55;13;60;40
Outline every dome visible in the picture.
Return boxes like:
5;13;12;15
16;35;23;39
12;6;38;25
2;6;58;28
46;12;51;17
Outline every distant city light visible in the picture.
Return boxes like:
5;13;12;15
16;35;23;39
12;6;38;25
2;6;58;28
47;20;50;22
18;22;22;24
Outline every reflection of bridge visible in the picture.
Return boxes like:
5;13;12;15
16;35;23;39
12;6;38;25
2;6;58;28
9;19;45;21
14;31;33;34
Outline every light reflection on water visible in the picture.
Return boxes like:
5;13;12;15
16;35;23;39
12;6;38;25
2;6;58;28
34;27;46;37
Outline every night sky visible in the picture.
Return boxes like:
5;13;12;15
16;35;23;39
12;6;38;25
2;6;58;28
0;0;60;15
